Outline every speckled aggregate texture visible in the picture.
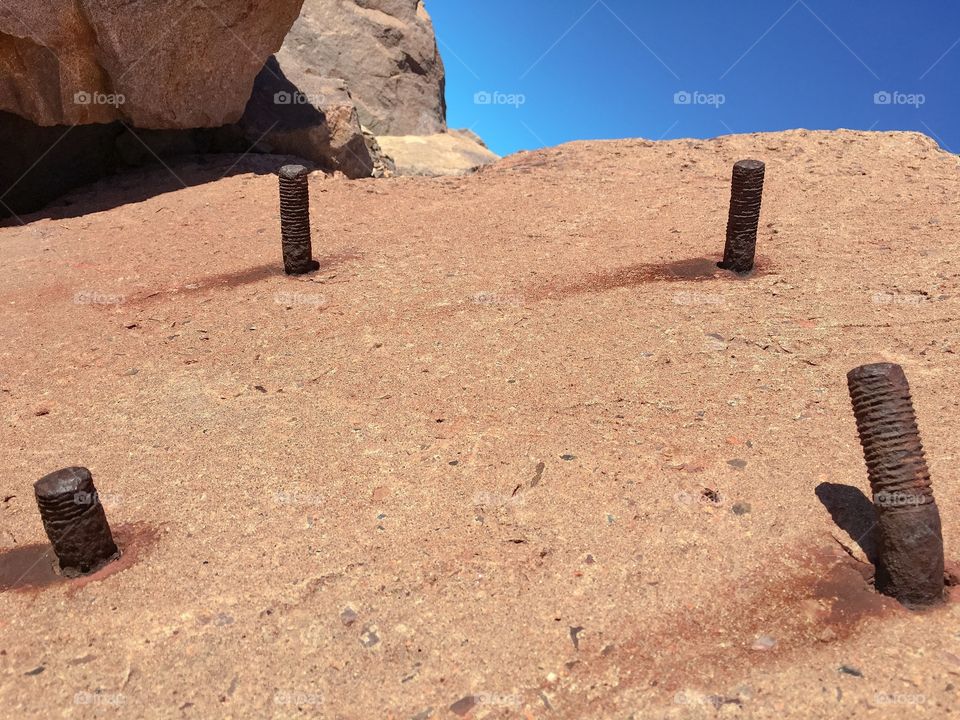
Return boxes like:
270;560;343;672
0;131;958;718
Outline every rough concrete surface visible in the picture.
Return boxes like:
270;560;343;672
1;130;959;718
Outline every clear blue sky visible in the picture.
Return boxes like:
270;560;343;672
428;0;960;158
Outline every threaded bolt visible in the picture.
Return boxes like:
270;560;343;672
719;159;765;274
34;467;118;577
279;165;320;275
847;363;945;608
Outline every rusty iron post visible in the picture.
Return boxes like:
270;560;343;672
720;159;765;274
279;164;319;275
34;467;118;577
847;363;945;608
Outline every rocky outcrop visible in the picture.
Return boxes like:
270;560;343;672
0;111;258;218
0;0;477;218
236;57;373;178
278;0;446;136
376;129;499;176
0;0;305;128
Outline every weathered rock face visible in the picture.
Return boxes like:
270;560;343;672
377;129;499;177
0;0;305;128
278;0;446;136
237;57;373;178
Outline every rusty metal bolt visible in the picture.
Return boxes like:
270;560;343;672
847;363;945;608
34;467;118;577
279;164;320;275
719;159;765;274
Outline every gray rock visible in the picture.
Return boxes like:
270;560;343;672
278;0;446;135
236;56;373;178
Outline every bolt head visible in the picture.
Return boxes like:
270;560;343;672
35;467;93;499
279;164;310;180
847;362;907;386
734;159;765;171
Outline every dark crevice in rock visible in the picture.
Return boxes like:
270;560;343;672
397;51;427;77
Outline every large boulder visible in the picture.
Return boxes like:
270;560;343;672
236;56;373;178
278;0;446;136
0;0;305;128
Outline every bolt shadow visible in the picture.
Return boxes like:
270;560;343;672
815;482;879;565
126;250;362;306
201;250;362;289
526;255;770;301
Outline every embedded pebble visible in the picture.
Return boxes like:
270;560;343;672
449;696;476;716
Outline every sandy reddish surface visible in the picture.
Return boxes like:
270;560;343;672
1;130;959;718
